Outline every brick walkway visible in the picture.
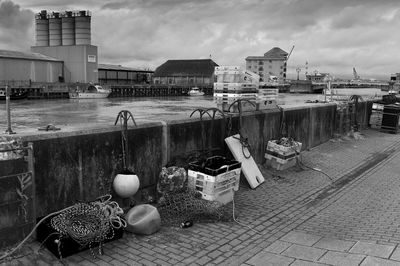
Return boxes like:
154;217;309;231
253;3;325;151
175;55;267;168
1;129;400;265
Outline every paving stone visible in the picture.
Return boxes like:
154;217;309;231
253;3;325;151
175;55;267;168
361;256;400;266
290;259;328;266
281;244;326;261
390;246;400;261
280;231;322;246
318;251;365;266
246;251;294;266
350;241;395;258
314;237;356;252
264;240;292;254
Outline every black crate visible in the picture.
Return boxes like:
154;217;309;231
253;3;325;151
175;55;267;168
36;214;124;259
188;156;241;176
381;104;400;134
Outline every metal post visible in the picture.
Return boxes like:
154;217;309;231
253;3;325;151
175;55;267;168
5;85;15;134
27;142;36;223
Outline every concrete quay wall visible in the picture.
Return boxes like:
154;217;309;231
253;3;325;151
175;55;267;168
0;101;372;248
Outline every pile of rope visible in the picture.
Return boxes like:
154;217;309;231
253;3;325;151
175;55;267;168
50;195;126;252
157;188;232;226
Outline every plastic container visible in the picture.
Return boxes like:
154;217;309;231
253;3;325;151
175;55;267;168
265;153;297;171
214;83;258;93
266;140;302;157
125;204;161;235
214;66;260;84
188;156;241;204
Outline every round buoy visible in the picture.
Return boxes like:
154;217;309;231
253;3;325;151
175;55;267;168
113;173;140;198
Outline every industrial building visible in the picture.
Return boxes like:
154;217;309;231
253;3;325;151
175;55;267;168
0;10;153;95
0;50;63;84
245;47;288;82
30;10;98;84
153;59;218;87
98;64;153;86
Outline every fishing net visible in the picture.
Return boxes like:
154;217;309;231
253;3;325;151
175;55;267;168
50;195;126;251
157;188;233;226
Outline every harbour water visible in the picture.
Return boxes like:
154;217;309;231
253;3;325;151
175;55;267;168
0;89;387;134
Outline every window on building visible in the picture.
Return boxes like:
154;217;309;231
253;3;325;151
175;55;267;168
259;61;263;65
269;60;272;63
258;67;263;71
248;66;251;69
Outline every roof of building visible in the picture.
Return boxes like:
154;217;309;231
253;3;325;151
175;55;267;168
154;59;218;77
98;63;154;73
245;47;288;61
0;49;62;62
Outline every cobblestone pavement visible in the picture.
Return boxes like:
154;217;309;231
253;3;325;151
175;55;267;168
1;129;400;265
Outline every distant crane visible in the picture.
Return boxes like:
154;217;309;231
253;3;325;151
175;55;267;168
286;45;295;61
353;67;360;80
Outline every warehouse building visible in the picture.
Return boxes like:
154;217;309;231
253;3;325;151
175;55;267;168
0;50;63;84
98;64;153;86
245;47;288;82
153;59;218;87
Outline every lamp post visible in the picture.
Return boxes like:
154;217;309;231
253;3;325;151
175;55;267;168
5;85;15;134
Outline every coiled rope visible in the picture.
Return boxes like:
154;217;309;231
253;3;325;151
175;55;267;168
0;194;125;262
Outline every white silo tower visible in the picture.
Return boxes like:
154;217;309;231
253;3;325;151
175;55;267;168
61;11;75;45
48;12;62;46
35;10;49;46
74;10;91;45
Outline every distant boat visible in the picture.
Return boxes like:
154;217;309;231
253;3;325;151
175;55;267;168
69;85;111;99
188;87;205;96
0;89;28;100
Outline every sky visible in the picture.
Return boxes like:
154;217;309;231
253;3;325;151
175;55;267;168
1;0;399;80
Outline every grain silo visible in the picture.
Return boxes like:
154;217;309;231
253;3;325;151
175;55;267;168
35;10;49;46
61;11;75;45
75;10;91;45
48;12;62;46
31;9;98;84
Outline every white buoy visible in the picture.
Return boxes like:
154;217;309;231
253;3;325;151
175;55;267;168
113;172;140;198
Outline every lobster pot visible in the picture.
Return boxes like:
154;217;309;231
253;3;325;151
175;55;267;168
188;156;241;204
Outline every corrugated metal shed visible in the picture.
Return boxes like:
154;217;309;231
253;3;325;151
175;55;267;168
98;63;153;73
154;59;218;77
0;49;62;62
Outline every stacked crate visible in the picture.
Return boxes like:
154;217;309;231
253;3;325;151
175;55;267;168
369;103;384;129
257;88;279;110
188;156;241;204
265;139;302;171
214;66;259;112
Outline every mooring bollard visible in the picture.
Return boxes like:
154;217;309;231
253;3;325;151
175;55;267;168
5;85;15;134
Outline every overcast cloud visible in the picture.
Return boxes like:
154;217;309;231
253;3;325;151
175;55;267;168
3;0;400;79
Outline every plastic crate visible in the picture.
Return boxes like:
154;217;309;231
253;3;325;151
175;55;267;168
265;153;297;171
188;156;241;204
214;66;260;84
214;82;258;91
266;140;302;158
